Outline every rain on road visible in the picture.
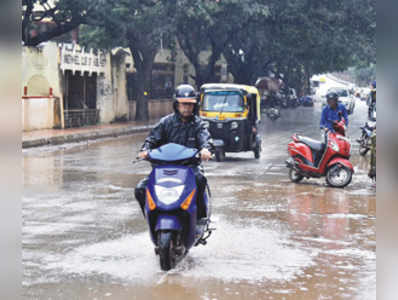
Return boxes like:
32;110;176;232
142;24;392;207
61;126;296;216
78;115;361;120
23;100;375;300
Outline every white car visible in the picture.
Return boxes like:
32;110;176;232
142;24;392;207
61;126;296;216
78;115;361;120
323;87;356;115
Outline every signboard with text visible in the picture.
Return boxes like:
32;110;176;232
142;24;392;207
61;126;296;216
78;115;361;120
60;43;107;76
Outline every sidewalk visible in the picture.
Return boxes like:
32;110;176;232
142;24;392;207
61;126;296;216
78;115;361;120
22;120;158;148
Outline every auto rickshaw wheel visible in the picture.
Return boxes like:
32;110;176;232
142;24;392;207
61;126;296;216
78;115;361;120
254;148;260;159
253;138;261;159
215;148;225;162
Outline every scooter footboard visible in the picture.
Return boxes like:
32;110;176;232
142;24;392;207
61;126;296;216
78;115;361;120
155;214;182;231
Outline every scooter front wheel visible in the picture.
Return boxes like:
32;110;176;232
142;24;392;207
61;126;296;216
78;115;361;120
325;164;353;188
158;231;176;271
289;168;304;183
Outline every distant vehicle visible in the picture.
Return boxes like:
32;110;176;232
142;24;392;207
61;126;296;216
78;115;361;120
287;88;300;107
323;87;355;114
199;83;262;161
299;95;314;107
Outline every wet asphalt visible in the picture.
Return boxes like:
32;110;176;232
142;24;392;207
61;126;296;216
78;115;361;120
23;99;375;300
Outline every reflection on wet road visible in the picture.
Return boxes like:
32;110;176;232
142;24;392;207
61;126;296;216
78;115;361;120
23;101;375;299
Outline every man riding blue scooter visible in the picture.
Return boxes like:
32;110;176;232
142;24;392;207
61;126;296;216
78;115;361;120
135;84;212;223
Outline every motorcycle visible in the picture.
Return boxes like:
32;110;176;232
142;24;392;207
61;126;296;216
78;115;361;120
261;93;281;121
141;143;213;271
286;117;354;187
288;97;300;108
280;96;289;109
357;120;376;156
265;106;281;121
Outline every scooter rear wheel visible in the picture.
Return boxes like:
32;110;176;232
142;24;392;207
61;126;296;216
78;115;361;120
289;168;304;183
158;231;176;271
326;164;353;188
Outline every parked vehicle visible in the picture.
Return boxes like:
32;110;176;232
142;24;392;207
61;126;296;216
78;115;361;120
287;88;300;107
300;95;314;107
323;87;355;114
265;107;281;121
199;83;262;161
261;90;279;110
357;120;376;156
280;94;289;109
142;143;213;271
286;118;354;187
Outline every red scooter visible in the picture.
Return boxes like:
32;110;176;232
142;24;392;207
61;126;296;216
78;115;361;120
286;118;353;187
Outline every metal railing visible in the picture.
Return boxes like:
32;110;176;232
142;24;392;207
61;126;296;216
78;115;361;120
64;109;100;128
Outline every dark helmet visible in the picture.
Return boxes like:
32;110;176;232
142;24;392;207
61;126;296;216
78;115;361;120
371;80;376;89
326;92;339;102
174;84;197;103
173;84;199;114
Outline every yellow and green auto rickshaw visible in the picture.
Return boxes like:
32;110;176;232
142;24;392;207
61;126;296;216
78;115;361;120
199;83;262;161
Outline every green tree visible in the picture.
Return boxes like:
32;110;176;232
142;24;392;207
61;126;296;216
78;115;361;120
174;0;258;88
22;0;99;46
174;0;272;88
220;0;375;92
80;0;175;121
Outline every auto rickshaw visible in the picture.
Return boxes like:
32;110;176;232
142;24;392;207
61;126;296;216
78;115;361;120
199;83;262;161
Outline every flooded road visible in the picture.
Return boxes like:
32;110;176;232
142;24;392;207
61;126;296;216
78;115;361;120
23;100;375;300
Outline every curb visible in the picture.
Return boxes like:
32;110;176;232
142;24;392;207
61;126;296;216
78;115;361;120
22;124;155;149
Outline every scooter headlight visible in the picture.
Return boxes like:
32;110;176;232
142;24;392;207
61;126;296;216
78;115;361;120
230;121;239;130
154;185;185;205
330;141;340;152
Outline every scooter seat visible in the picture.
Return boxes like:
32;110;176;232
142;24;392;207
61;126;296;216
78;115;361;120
296;136;325;152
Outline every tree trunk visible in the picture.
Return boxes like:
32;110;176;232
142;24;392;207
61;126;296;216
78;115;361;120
135;56;154;121
129;44;157;121
303;63;311;95
232;65;252;85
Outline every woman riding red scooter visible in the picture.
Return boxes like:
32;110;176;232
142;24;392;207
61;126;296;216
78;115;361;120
286;93;353;187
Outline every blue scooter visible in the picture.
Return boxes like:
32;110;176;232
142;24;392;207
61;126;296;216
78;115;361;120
142;143;213;271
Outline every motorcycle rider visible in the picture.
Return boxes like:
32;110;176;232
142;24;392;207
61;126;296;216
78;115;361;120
320;92;349;132
135;84;212;222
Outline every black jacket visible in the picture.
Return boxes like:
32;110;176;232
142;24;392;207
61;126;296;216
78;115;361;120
141;113;211;151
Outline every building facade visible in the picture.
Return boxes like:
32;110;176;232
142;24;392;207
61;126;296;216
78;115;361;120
22;42;129;131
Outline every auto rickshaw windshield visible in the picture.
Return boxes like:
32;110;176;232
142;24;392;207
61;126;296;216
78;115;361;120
202;91;244;112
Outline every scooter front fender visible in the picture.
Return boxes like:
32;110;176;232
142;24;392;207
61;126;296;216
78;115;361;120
327;158;354;172
155;214;182;231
